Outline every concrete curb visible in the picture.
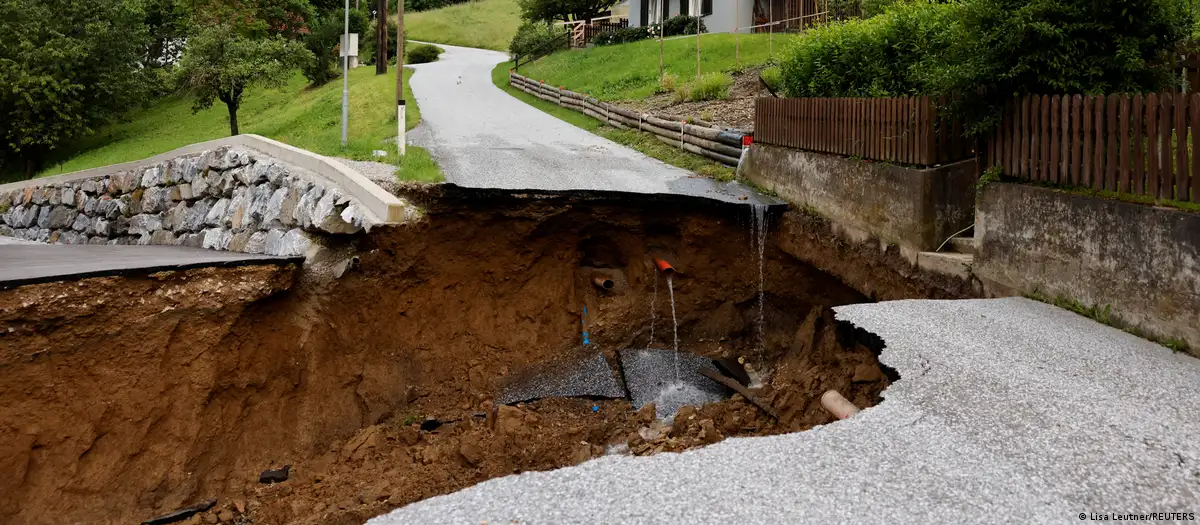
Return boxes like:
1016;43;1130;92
1;135;407;225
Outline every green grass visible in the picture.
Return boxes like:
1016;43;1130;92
39;65;442;183
1026;291;1193;355
405;0;521;51
491;61;734;181
519;33;800;101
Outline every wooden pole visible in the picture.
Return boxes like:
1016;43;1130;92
696;0;701;79
735;0;740;69
658;0;664;81
375;0;387;74
396;0;406;156
769;0;774;58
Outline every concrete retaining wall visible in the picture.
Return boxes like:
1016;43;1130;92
742;143;977;252
0;138;419;256
975;183;1200;354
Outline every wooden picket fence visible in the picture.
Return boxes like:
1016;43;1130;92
986;93;1198;202
754;96;973;166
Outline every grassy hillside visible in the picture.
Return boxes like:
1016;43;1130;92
520;33;799;101
40;66;441;182
406;0;521;51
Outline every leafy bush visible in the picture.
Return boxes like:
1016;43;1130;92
361;18;399;65
407;43;442;63
593;26;652;46
675;72;732;102
662;14;706;36
778;0;1190;135
509;21;565;59
302;14;344;86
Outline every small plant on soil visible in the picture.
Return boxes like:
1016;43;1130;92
678;72;733;102
658;72;680;94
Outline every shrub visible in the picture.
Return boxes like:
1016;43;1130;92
658;72;679;93
407;43;442;63
760;66;783;93
675;72;732;102
509;21;566;60
662;14;706;36
361;18;399;65
593;26;651;46
302;14;344;85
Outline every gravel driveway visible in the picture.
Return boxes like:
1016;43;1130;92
368;297;1200;524
406;43;773;205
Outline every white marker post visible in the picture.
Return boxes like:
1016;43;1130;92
396;0;406;156
341;0;350;148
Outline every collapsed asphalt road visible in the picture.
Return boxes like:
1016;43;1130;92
367;297;1200;524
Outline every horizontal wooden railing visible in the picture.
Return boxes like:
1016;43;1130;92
986;93;1197;202
754;96;973;166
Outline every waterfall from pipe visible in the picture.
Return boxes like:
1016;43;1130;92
649;274;658;348
668;275;679;381
752;204;768;355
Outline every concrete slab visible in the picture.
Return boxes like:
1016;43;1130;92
0;244;302;289
496;350;627;405
368;298;1200;525
618;348;727;419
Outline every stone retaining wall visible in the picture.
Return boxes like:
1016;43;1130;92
0;145;385;256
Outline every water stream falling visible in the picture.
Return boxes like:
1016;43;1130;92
648;275;658;348
751;204;769;355
667;275;680;382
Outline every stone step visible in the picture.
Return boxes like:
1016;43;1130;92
916;251;973;280
947;236;977;255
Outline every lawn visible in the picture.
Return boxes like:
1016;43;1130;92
39;65;442;183
519;33;800;101
490;61;734;181
405;0;521;52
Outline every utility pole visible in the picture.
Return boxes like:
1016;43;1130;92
397;0;406;156
735;0;740;69
695;0;701;79
342;0;350;148
658;0;664;81
376;0;387;74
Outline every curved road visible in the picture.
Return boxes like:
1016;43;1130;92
407;43;772;205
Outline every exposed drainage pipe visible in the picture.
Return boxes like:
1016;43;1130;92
592;275;615;290
653;258;676;275
821;390;861;420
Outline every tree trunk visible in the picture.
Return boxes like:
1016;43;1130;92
220;89;242;136
228;102;239;136
376;0;388;74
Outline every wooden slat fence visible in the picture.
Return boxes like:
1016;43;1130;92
754;96;973;166
986;93;1197;202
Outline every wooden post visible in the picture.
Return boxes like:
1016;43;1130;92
375;0;387;74
769;0;774;58
735;0;740;69
396;0;406;156
696;0;701;79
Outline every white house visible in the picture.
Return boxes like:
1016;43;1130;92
628;0;820;35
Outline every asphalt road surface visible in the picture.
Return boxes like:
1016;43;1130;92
368;297;1200;524
0;244;301;288
407;43;775;206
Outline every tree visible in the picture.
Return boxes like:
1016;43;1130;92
174;25;314;135
0;0;152;177
142;0;195;67
192;0;316;39
518;0;620;22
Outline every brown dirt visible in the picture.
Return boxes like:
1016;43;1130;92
0;188;895;525
624;68;767;131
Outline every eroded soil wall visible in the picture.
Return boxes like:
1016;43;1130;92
1;189;893;524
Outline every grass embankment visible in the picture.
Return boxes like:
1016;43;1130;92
520;33;799;101
41;65;442;183
491;62;734;180
405;0;521;51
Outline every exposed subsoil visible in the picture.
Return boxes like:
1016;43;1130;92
1;186;894;525
625;67;766;131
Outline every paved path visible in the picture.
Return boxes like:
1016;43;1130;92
407;43;774;205
0;244;301;288
369;298;1200;524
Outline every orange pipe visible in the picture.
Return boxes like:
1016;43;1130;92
653;258;675;275
592;275;615;290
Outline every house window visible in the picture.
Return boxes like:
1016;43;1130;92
701;0;712;16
